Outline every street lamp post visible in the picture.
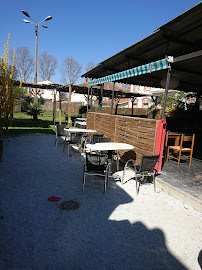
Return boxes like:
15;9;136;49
22;10;52;97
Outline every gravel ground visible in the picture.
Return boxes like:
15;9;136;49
0;134;202;270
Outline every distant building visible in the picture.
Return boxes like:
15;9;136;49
36;80;60;101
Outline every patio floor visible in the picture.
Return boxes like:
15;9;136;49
159;158;202;202
0;134;202;270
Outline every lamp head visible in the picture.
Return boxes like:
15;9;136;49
160;76;179;90
22;10;30;17
42;25;48;28
22;19;31;23
44;16;52;21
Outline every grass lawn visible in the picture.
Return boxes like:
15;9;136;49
3;111;68;137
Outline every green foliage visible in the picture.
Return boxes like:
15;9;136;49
0;34;21;128
38;96;45;105
121;107;128;115
17;87;27;97
27;102;43;120
148;91;189;118
24;95;33;104
3;111;67;136
79;105;87;115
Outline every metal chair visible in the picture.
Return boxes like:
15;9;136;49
122;154;160;194
82;153;110;193
92;134;104;143
66;132;83;156
98;137;111;143
80;135;91;153
166;134;195;167
98;137;120;171
55;124;69;151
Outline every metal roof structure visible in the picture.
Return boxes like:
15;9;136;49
55;83;147;99
10;80;147;99
82;3;202;93
12;80;62;89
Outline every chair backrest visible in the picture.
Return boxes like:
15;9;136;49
86;153;108;172
139;155;160;173
92;134;104;143
98;137;111;143
165;131;181;147
180;134;195;150
70;133;83;144
56;124;66;136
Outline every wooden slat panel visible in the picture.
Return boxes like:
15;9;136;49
87;112;158;164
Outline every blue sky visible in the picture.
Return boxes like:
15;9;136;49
0;0;200;85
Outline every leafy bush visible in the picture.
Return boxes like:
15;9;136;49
79;105;87;115
27;102;43;120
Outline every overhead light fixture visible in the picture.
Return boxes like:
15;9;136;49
21;9;52;96
44;16;52;21
22;19;31;23
160;76;179;89
22;10;30;17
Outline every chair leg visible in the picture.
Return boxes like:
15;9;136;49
166;147;170;162
104;174;107;194
153;174;156;192
136;175;140;195
63;138;66;152
189;154;192;167
116;154;119;171
177;150;182;168
122;164;127;184
104;166;110;194
82;173;86;192
68;142;70;156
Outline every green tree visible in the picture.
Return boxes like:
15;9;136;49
148;91;187;118
0;33;21;129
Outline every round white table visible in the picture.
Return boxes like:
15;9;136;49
75;118;87;122
64;128;96;133
86;142;134;174
86;142;134;152
75;121;87;128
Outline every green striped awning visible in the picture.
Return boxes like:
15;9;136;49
89;58;169;86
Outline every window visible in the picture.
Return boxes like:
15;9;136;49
143;103;149;108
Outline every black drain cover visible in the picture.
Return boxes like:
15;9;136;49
59;200;80;211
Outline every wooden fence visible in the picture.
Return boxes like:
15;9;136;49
87;112;159;164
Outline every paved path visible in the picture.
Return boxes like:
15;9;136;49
0;134;202;270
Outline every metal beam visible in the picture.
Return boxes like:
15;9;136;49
111;83;115;115
173;50;202;63
161;66;171;119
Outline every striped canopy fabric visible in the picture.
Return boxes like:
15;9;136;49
89;58;169;86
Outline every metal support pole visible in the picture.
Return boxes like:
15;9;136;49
34;24;38;99
115;96;120;115
59;91;62;124
98;84;103;113
131;97;135;116
53;89;56;126
90;86;93;112
87;85;90;113
111;82;115;115
68;84;72;128
161;66;171;119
